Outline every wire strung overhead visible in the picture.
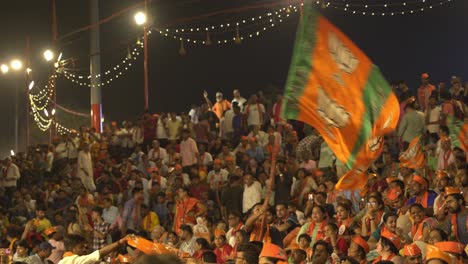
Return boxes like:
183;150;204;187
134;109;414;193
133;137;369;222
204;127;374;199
314;0;455;16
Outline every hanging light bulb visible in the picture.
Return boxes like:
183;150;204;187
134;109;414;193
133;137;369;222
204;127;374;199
44;109;49;117
235;26;242;45
51;108;56;116
205;32;212;46
179;40;187;56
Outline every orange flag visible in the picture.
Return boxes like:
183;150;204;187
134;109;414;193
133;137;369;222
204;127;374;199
281;1;399;190
399;136;425;169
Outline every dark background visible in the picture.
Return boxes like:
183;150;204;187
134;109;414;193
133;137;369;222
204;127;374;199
0;0;467;155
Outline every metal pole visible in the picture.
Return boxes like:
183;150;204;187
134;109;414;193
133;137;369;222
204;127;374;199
51;0;58;142
90;0;102;132
143;0;149;110
26;36;30;148
15;82;19;153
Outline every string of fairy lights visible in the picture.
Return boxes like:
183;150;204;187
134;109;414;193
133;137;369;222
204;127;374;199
61;41;144;87
315;0;454;16
155;5;299;46
26;0;455;134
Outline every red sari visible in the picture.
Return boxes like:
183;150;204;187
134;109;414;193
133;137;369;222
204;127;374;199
174;197;199;234
214;244;233;264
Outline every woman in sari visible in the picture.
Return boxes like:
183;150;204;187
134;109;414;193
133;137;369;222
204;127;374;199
296;205;328;247
173;187;207;235
373;229;404;264
292;169;318;207
361;195;385;238
409;203;435;242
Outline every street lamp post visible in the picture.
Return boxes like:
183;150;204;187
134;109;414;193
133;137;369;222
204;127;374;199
10;59;23;153
134;5;149;110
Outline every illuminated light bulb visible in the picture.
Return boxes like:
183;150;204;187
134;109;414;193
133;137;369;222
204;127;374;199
43;50;54;61
134;11;147;25
28;81;35;90
11;59;23;70
1;64;9;74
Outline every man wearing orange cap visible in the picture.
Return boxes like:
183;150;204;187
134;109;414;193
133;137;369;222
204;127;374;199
434;241;466;264
425;245;453;264
402;244;422;264
259;243;288;264
406;174;436;214
348;236;369;264
444;187;468;244
417;73;435;112
433;171;451;217
213;229;233;263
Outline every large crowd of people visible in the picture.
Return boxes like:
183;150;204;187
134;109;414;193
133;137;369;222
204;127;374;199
0;74;467;264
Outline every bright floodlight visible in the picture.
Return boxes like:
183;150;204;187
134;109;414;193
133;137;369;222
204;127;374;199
134;11;147;25
0;64;9;74
28;81;35;90
51;108;56;115
44;50;54;61
10;59;23;71
44;109;49;117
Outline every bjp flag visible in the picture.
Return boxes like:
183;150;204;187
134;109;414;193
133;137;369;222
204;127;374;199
281;0;399;190
399;136;425;169
448;117;468;152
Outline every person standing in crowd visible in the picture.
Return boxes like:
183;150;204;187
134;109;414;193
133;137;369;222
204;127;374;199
1;156;21;199
242;174;262;214
244;94;265;131
418;73;435;111
232;89;247;111
180;129;199;171
173;187;206;234
398;100;425;150
77;143;95;192
204;91;231;120
90;206;109;251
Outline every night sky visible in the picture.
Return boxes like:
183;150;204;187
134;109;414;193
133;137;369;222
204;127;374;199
0;0;467;155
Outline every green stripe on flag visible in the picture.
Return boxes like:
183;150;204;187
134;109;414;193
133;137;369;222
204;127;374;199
281;2;320;120
345;66;392;168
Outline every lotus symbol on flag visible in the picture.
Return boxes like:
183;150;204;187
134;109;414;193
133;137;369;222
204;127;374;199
400;143;417;160
368;136;383;152
328;32;359;74
317;88;350;128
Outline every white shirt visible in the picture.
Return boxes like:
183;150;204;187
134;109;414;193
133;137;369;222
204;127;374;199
243;181;262;213
148;147;168;163
437;149;455;170
77;151;93;178
156;118;168;139
58;250;100;264
245;104;265;126
189;108;199;124
223;109;235;134
226;224;244;247
232;97;247;111
206;169;229;190
67;137;80;159
55;143;68;160
117;128;132;148
425;106;441;134
2;163;20;187
46;151;54;172
102;206;119;225
131;127;143;145
148;176;168;190
199;152;213;166
179;237;197;257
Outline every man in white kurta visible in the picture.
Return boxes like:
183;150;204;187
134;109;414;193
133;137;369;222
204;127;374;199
77;144;95;192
